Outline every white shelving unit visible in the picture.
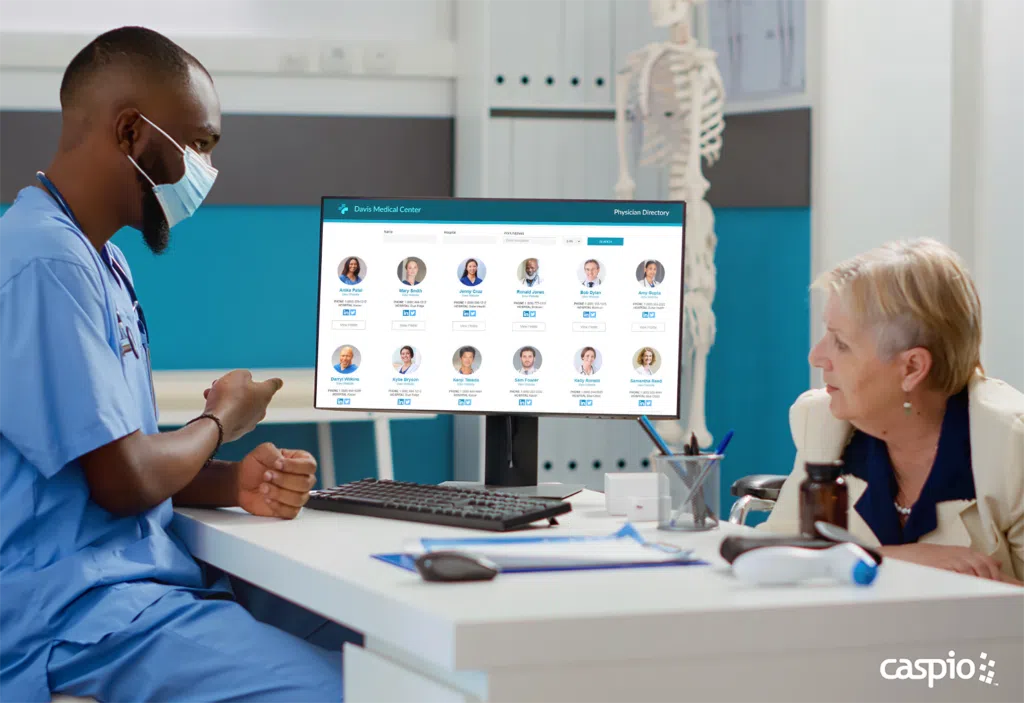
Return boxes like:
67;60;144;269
452;0;673;488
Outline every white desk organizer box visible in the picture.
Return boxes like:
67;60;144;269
604;472;670;522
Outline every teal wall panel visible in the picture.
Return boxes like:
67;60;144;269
705;207;812;523
111;206;322;370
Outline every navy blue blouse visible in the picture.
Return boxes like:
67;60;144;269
840;387;975;545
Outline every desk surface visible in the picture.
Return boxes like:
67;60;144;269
173;489;1023;676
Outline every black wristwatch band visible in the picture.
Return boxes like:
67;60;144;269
186;413;224;469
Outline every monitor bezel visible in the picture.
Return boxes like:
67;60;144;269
314;195;686;421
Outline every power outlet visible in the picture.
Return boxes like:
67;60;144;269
278;52;310;74
320;45;354;74
363;47;396;75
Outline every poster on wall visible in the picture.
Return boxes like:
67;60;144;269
707;0;806;102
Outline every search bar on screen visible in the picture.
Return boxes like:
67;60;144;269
442;235;499;246
502;236;557;246
383;233;439;244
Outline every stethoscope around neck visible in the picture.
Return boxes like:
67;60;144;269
35;171;151;357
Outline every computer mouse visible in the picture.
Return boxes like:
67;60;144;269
414;551;500;582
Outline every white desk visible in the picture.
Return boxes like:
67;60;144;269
172;490;1024;703
153;368;435;486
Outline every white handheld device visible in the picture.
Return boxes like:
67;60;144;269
731;543;879;587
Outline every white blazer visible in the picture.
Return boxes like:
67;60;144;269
760;373;1024;581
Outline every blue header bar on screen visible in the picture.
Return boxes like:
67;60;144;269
323;198;684;226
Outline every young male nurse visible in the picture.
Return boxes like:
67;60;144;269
0;27;345;702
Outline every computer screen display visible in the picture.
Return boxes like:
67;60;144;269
315;197;685;419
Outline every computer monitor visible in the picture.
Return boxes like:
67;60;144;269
315;197;686;486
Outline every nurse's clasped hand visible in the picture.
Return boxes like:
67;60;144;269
202;369;285;442
237;443;318;519
80;369;285;517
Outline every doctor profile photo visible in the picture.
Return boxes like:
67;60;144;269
452;346;482;375
579;259;602;288
636;259;664;289
397;257;426;286
332;344;360;374
514;346;542;375
0;26;349;702
634;347;660;376
458;258;485;287
519;257;542;287
576;346;601;375
392;345;420;375
338;256;365;285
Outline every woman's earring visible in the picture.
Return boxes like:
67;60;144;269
903;398;912;415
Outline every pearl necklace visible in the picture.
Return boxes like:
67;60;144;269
892;438;939;520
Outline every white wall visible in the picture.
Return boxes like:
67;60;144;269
811;0;953;380
0;0;455;116
0;0;453;40
973;0;1024;391
811;0;954;273
811;0;1023;391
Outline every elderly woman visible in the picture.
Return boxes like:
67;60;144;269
761;239;1023;585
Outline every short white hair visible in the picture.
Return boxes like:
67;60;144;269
813;238;983;395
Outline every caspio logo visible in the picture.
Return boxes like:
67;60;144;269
880;651;998;688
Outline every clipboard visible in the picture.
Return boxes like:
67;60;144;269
372;524;709;574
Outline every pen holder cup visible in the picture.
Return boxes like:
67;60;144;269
654;454;722;532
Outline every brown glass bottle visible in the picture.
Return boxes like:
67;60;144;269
799;461;848;537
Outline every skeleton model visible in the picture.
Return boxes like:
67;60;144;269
614;0;725;448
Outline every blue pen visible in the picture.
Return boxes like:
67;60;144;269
639;416;734;458
638;415;673;455
713;429;734;457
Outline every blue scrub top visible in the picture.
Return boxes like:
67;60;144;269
0;187;229;701
841;386;975;545
460;275;482;287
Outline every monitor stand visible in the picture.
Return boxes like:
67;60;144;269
441;415;582;500
484;414;538;487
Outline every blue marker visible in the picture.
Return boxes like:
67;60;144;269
713;429;734;457
638;415;673;455
639;416;734;457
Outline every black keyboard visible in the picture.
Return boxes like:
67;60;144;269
304;479;572;531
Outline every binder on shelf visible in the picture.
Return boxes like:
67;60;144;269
528;0;564;107
584;0;614;107
488;0;517;106
562;0;588;106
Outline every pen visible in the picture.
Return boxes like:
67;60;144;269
638;415;673;456
692;425;733;523
687;432;710;527
714;430;734;457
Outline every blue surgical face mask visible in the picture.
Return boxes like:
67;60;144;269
126;114;218;228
